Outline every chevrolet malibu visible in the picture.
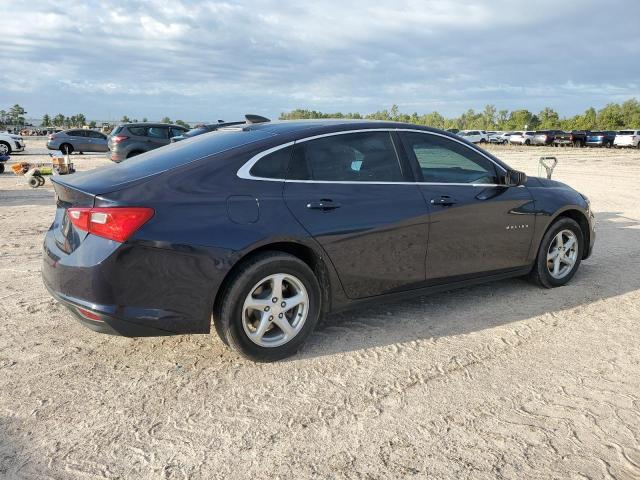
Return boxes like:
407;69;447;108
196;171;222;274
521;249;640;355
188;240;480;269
43;120;595;361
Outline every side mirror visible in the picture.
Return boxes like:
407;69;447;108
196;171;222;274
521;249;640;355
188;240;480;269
504;169;527;186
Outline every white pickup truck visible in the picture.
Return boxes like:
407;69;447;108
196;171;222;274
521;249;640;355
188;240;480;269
0;131;26;155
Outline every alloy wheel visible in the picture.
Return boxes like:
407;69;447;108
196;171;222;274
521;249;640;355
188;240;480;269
546;229;578;279
242;273;309;348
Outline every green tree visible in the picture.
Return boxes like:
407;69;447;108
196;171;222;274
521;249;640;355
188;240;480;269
53;114;65;127
597;103;624;130
538;107;560;130
175;119;190;128
482;104;497;129
161;116;172;123
8;104;27;127
41;114;51;127
497;110;509;129
121;115;131;123
88;120;97;129
506;109;535;130
142;117;148;122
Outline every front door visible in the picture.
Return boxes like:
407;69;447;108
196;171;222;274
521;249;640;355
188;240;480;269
399;131;535;281
283;131;429;299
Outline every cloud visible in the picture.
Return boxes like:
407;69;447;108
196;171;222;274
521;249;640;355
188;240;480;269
1;0;638;121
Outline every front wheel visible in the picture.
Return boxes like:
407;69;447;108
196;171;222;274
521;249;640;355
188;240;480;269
530;217;583;288
214;252;321;361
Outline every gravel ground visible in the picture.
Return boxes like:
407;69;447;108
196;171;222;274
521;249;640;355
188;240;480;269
1;139;639;479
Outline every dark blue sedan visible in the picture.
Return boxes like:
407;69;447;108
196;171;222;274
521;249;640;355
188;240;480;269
42;120;595;361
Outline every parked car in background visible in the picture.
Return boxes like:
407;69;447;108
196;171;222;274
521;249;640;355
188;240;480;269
613;130;640;148
43;120;595;361
457;130;488;143
553;131;588;147
532;130;562;146
0;131;25;155
47;129;109;154
107;123;189;162
509;131;536;145
585;131;616;148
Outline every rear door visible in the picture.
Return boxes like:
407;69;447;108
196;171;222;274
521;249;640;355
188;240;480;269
283;130;429;299
146;126;170;148
67;130;90;151
399;131;535;281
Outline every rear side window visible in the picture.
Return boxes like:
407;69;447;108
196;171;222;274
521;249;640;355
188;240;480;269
401;132;498;184
287;131;403;182
110;126;123;136
250;146;292;179
148;127;168;139
128;126;147;136
67;130;85;137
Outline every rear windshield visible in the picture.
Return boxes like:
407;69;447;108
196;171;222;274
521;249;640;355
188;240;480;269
618;131;635;135
589;131;603;135
111;129;275;179
110;126;123;136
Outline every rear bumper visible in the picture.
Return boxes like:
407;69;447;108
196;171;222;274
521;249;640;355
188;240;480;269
44;283;171;336
106;151;124;162
42;226;228;337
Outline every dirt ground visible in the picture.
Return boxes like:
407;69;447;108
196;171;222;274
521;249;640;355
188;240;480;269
1;139;639;479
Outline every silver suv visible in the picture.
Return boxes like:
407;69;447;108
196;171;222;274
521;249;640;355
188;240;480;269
107;123;188;162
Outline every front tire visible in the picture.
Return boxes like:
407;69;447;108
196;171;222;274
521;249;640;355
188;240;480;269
214;252;321;361
530;217;583;288
0;141;11;155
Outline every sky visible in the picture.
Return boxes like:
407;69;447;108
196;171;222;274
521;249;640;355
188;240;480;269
1;0;639;123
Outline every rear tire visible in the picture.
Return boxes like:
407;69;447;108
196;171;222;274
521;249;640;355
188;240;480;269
214;252;322;362
0;141;11;155
60;143;74;154
529;217;583;288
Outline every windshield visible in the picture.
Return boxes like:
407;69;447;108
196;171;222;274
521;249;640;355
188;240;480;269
618;131;635;135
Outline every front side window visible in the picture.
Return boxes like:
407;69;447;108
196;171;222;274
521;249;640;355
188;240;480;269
401;132;498;184
287;131;403;182
170;127;186;137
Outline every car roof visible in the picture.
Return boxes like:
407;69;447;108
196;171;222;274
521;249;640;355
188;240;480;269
122;122;186;128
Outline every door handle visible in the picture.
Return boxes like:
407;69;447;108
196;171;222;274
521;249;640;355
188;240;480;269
306;199;341;210
430;195;457;206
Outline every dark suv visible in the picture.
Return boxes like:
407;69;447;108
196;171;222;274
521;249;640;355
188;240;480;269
107;123;188;162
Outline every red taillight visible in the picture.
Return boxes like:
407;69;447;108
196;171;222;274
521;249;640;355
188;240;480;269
77;307;102;321
569;134;574;141
112;135;129;144
67;207;154;243
48;134;55;140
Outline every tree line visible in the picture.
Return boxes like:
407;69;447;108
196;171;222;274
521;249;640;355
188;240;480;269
280;98;640;131
0;104;192;130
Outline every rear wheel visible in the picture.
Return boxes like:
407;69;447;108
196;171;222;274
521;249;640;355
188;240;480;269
60;143;74;154
530;217;583;288
0;142;11;155
214;252;321;361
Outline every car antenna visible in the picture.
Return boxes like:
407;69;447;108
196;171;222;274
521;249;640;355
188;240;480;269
245;114;270;124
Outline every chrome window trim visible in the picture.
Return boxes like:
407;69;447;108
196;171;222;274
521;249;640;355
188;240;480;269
236;128;508;185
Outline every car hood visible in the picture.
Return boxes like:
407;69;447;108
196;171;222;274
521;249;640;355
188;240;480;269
526;176;574;190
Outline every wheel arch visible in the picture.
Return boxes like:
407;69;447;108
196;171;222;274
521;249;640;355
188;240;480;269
212;240;335;320
548;208;591;259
